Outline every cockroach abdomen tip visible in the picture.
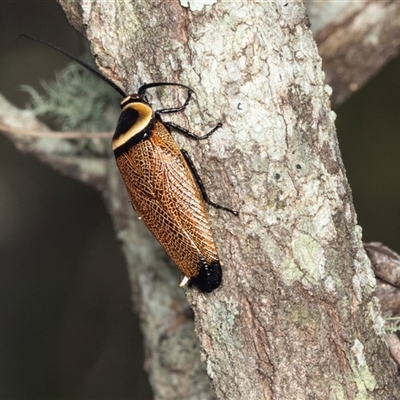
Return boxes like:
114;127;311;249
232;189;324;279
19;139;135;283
191;259;222;293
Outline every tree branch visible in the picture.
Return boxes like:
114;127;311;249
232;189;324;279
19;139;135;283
366;242;400;316
0;94;108;192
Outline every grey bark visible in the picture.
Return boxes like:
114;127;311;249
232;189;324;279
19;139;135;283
307;0;400;106
2;0;400;399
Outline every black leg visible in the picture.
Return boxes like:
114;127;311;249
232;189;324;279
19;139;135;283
164;121;222;141
154;86;222;140
181;149;238;216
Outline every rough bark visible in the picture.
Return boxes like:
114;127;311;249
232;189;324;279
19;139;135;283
307;0;400;106
2;0;400;399
366;242;400;317
365;242;400;371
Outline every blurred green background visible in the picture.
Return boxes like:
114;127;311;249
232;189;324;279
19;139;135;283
1;1;400;399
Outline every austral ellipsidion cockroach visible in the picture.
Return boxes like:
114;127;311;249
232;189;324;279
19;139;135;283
21;35;238;293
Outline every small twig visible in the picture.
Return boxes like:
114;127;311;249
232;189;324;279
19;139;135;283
365;242;400;288
0;122;112;139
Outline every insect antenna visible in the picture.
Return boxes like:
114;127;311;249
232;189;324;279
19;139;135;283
18;34;127;98
138;82;193;97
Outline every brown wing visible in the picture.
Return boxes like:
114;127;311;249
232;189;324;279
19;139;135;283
115;119;218;279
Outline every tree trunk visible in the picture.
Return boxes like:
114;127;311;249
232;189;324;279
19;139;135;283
2;0;400;398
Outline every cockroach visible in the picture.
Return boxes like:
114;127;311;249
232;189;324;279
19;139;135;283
20;35;237;292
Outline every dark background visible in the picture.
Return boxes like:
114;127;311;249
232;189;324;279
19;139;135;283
1;1;400;399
